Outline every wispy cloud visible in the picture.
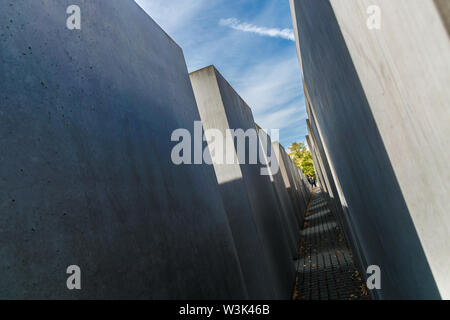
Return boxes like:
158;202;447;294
219;18;295;41
233;55;303;114
134;0;307;147
257;105;306;130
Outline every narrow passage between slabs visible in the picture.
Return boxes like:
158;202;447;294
293;188;371;300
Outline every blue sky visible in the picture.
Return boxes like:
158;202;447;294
135;0;307;148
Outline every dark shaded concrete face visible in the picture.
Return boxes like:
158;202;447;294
189;67;297;299
434;0;450;34
0;0;248;299
189;67;277;299
257;127;302;260
277;145;305;226
291;0;440;299
306;112;368;286
214;69;296;299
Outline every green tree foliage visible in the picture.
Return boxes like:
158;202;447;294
288;142;316;179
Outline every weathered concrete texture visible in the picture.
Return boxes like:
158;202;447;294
0;0;249;299
290;0;450;299
434;0;450;34
190;66;295;299
272;142;309;227
305;116;367;284
255;125;300;259
291;159;311;214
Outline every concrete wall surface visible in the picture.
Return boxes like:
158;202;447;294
256;125;301;259
296;168;311;207
190;66;295;299
273;142;309;227
290;0;450;299
288;154;310;214
306;116;367;281
0;0;250;299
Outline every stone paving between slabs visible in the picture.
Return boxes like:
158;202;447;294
293;189;371;300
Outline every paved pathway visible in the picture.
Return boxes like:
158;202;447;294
293;188;371;300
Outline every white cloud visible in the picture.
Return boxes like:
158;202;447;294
232;55;303;115
134;0;307;148
257;105;307;130
231;56;306;146
219;18;295;41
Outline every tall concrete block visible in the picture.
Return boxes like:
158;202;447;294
273;142;306;226
190;66;295;299
0;0;249;299
306;117;342;226
306;116;367;279
297;167;312;203
256;125;301;258
290;0;450;299
289;156;310;211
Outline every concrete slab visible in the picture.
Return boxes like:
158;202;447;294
290;0;450;299
190;66;295;299
256;125;301;259
306;116;367;282
0;0;248;299
273;142;306;226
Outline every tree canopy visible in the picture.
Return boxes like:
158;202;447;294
288;142;316;179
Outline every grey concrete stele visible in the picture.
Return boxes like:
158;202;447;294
256;125;303;260
272;142;309;228
190;66;297;299
290;0;450;299
0;0;250;299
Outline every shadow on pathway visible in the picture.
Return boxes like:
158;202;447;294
293;188;371;300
